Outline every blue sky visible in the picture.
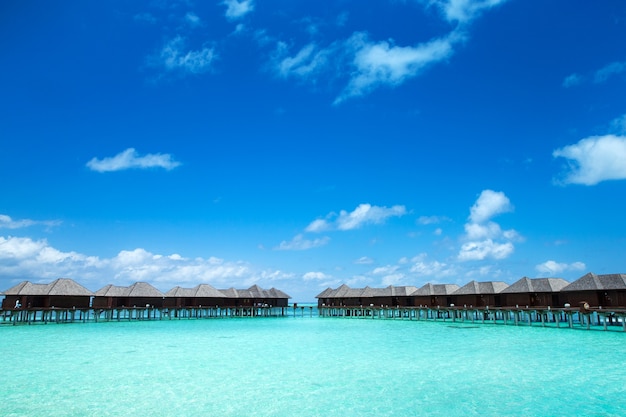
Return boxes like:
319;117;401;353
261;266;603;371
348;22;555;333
1;0;625;301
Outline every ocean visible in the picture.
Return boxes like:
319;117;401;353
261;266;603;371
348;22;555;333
1;315;624;416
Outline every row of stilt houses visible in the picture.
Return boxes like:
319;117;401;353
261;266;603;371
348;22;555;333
316;273;626;331
0;279;291;324
316;273;626;308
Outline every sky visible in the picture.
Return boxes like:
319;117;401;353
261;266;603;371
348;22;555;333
1;0;626;302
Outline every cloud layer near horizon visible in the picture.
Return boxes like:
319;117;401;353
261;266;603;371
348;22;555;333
0;236;289;291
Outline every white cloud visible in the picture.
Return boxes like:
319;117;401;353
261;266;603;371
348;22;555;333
458;239;514;261
458;190;518;262
336;204;407;230
410;259;456;277
418;215;450;225
264;1;507;103
381;273;406;286
305;218;331;233
273;42;333;80
335;32;455;104
594;61;626;83
553;135;626;185
372;265;399;275
275;234;330;251
0;214;61;230
354;256;374;265
463;221;502;240
0;235;289;290
469;189;513;223
535;260;586;275
86;148;181;172
307;203;406;232
222;0;255;21
157;36;216;75
432;0;509;25
303;271;331;281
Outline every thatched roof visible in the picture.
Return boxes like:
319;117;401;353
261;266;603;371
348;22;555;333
562;273;626;292
500;277;570;293
315;285;417;299
165;284;225;298
316;287;334;298
165;286;196;297
412;283;460;296
219;285;290;299
95;282;163;298
389;285;418;297
333;284;352;298
267;287;291;299
453;280;509;295
3;281;31;295
195;284;226;298
95;284;127;297
3;278;94;296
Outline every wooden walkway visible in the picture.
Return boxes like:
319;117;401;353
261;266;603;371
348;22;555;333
0;305;296;325
318;305;626;331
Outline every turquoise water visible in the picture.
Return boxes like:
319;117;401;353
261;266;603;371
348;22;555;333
1;318;624;416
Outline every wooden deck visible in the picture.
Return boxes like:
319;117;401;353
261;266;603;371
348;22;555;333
0;305;295;325
318;305;626;331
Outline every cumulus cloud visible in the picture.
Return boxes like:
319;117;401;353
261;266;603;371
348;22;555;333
553;135;626;185
156;36;216;75
0;214;61;230
458;190;519;261
0;235;288;290
410;258;456;278
275;234;330;251
458;239;514;261
86;148;181;172
222;0;255;21
432;0;509;25
469;189;513;223
307;203;406;233
335;32;456;104
381;273;406;286
535;260;586;275
337;204;406;230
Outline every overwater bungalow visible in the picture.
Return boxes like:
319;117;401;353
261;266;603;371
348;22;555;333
411;283;460;307
316;285;419;307
317;284;360;306
499;277;569;307
1;278;93;309
451;280;509;307
93;282;165;309
219;285;290;307
164;284;225;308
560;273;626;307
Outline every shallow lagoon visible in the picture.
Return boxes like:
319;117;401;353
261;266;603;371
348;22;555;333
1;318;624;416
